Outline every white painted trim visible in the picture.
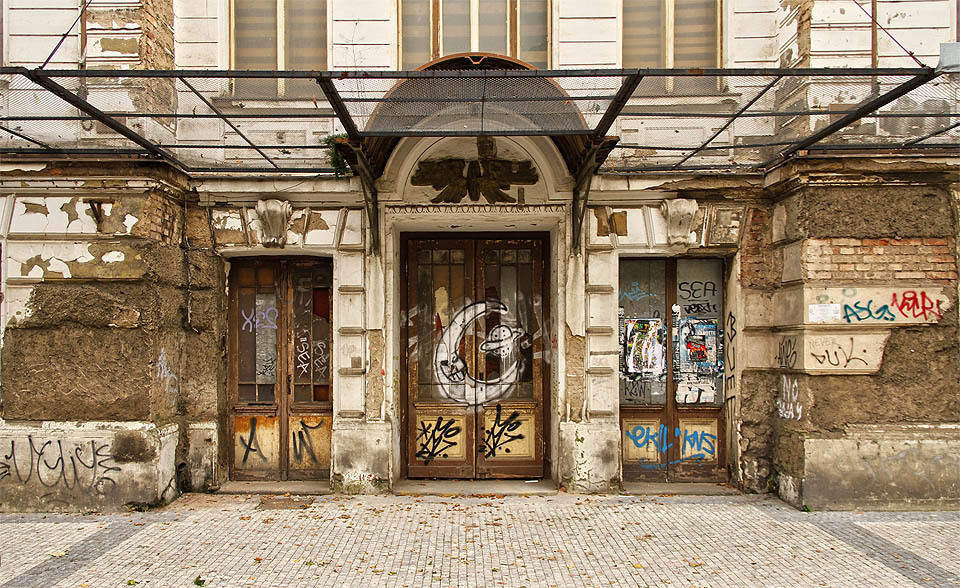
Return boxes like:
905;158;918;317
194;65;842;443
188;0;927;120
470;0;479;51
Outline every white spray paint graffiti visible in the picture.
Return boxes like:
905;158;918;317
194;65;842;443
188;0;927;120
434;300;525;405
777;375;802;420
157;348;179;411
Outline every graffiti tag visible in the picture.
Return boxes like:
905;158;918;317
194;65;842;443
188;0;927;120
777;375;802;420
776;336;798;369
434;300;526;405
241;307;279;332
810;337;868;368
239;417;268;464
291;420;324;464
0;437;119;497
416;417;461;465
892;290;942;321
479;405;524;458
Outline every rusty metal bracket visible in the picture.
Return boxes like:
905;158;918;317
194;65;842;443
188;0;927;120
571;137;619;252
335;139;380;254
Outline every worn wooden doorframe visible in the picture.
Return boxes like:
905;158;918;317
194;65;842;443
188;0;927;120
400;233;551;480
228;258;333;482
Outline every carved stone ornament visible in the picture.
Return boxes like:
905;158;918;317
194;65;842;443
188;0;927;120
255;198;293;248
660;199;699;246
410;136;539;204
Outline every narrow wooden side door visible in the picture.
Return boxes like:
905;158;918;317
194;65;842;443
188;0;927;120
229;259;332;481
619;258;726;482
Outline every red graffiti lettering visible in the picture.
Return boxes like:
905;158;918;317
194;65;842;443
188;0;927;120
891;290;942;321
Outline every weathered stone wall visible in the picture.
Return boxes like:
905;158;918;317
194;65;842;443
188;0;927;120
762;162;960;509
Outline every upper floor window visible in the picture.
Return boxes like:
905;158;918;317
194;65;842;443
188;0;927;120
623;0;719;68
401;0;548;69
233;0;327;96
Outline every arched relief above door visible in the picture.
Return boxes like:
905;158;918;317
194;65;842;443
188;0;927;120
378;135;574;204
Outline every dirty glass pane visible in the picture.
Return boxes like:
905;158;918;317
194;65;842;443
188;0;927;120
234;0;278;96
292;263;332;403
623;0;664;67
675;259;723;406
285;0;327;96
478;0;508;55
674;0;717;68
479;243;535;402
442;0;470;56
312;286;331;401
402;0;431;69
254;292;278;386
676;259;722;319
518;0;547;68
619;259;667;406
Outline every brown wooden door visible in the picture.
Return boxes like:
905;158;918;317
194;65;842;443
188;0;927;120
229;258;333;481
403;236;548;479
619;258;726;482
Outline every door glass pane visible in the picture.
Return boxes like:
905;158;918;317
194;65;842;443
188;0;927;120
236;264;278;404
675;259;723;406
414;245;470;402
479;243;537;403
478;0;508;55
403;0;432;68
518;0;548;68
442;0;471;55
619;259;667;406
292;262;333;403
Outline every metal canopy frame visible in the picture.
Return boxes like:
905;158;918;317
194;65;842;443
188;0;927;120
1;66;957;248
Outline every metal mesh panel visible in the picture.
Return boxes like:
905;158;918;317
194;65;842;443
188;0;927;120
0;68;953;174
334;76;606;135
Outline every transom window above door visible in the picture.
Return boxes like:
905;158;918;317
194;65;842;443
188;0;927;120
402;0;548;69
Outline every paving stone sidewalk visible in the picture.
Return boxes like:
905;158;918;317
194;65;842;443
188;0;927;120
0;492;958;588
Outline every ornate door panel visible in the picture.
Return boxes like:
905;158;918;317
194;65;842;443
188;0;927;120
619;258;726;482
229;259;333;481
403;236;547;479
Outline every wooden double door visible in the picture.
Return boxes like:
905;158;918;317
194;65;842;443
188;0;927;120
228;258;333;481
402;236;549;479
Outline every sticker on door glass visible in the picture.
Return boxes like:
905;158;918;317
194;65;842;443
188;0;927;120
675;318;722;404
620;318;664;378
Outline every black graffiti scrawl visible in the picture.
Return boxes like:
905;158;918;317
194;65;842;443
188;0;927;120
479;404;525;458
0;437;120;497
291;420;324;464
415;417;461;465
239;417;268;464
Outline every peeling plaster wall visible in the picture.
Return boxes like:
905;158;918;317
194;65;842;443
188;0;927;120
0;166;203;509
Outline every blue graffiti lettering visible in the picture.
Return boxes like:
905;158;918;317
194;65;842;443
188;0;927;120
842;300;896;323
619;281;654;303
626;425;717;468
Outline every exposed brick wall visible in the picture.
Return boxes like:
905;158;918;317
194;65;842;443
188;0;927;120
802;238;958;283
139;191;184;245
740;207;780;289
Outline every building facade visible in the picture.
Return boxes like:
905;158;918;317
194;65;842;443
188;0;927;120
0;0;958;511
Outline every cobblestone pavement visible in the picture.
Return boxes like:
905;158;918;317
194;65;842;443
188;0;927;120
1;492;958;588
